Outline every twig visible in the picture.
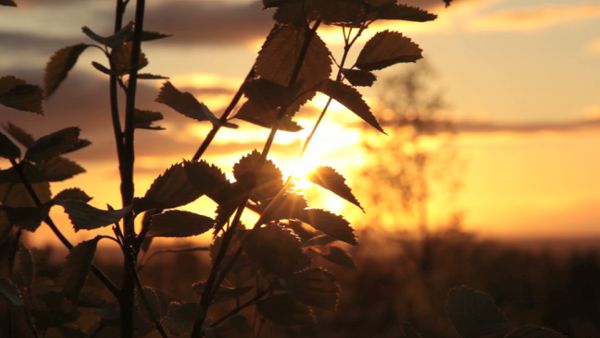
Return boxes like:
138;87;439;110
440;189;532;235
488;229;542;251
209;289;270;328
131;266;169;338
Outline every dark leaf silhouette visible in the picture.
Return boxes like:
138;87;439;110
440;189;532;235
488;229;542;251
12;245;34;287
4;205;50;231
0;278;23;307
285;268;339;311
0;131;21;159
307;0;366;27
235;100;303;132
301;208;357;245
505;325;567;338
25;127;90;162
164;302;198;336
137;30;172;42
110;42;149;75
234;150;284;202
82;22;133;47
446;285;511;338
91;61;112;75
370;3;437;22
0;76;43;113
308;166;363;210
3;122;34;147
184;160;232;203
355;30;422;71
149;210;214;238
342;68;377;87
134;109;164;130
59;236;101;301
56;199;130;231
257;293;314;327
0;0;17;7
261;191;307;222
1;181;51;207
315;246;356;270
242;225;310;277
54;188;92;202
135;162;202;212
318;80;384;133
138;73;169;80
45;44;90;97
39;156;85;181
156;81;236;128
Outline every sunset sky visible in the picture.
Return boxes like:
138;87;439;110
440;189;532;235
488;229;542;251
1;0;599;247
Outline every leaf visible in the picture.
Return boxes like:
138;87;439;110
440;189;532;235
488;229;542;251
235;100;303;132
4;205;50;231
318;80;384;133
306;0;366;27
256;25;331;93
0;0;17;7
0;76;43;114
308;166;363;210
54;188;92;202
3;122;35;147
25;127;90;162
45;44;90;97
138;73;169;80
505;325;567;338
156;81;236;128
138;30;172;42
370;3;437;22
39;156;85;181
91;61;112;75
0;278;23;306
135;162;202;212
355;30;422;71
242;225;310;277
184;160;232;204
55;199;130;231
446;285;511;338
233;150;284;202
315;246;356;270
1;181;51;207
110;42;149;75
300;209;357;245
342;68;377;87
149;210;214;238
12;245;34;287
59;236;101;301
164;302;198;337
0;131;20;159
261;192;307;222
257;294;314;327
285;268;339;311
134;109;164;130
82;22;134;47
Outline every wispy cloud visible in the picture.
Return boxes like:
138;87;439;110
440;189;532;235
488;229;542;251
470;3;600;32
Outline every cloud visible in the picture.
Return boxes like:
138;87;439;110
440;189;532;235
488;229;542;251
470;3;600;32
586;38;600;55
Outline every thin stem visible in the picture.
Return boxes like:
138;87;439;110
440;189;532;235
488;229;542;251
209;288;269;328
109;0;127;174
132;267;169;338
7;158;120;298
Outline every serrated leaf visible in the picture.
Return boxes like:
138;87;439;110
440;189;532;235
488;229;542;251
12;245;34;287
342;68;376;87
39;156;85;181
134;109;164;130
184;160;232;204
262;192;308;222
306;0;366;27
257;293;314;327
56;200;130;231
318;80;384;133
1;181;51;207
135;162;202;212
25;127;90;162
0;131;20;159
370;3;437;22
149;210;214;238
3;122;35;147
315;246;356;270
156;81;236;128
446;285;511;338
0;278;23;306
110;42;148;75
0;76;43;114
138;73;169;80
235;100;303;132
308;166;363;210
54;188;92;202
285;268;338;311
233;150;284;202
4;205;50;231
82;22;134;47
505;325;567;338
242;225;310;277
91;61;112;75
45;44;90;97
355;30;422;71
300;208;357;245
59;236;101;301
256;25;331;94
138;31;172;42
0;0;17;7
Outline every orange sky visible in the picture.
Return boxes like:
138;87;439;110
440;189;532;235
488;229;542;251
1;0;600;247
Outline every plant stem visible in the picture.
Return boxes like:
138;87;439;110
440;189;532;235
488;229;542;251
109;0;127;171
131;265;168;338
7;158;120;297
209;289;269;328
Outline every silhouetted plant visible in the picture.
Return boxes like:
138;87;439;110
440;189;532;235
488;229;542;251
0;1;502;338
